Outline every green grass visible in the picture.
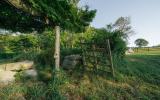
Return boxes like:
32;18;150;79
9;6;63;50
0;49;160;99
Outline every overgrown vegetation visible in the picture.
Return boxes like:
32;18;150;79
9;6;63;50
0;0;159;99
1;28;160;99
1;51;160;99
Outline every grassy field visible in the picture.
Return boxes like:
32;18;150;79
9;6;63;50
0;48;160;99
133;47;160;55
115;54;160;99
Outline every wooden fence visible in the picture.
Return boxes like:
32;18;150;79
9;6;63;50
80;39;115;77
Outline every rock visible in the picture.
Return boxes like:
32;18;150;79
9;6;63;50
0;69;16;84
0;61;35;84
24;69;37;78
0;61;34;71
62;55;82;70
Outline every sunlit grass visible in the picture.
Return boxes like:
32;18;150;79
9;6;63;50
133;47;160;55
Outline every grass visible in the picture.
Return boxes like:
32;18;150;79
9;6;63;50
0;48;160;99
115;54;160;99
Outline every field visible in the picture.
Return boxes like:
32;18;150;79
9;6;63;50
133;47;160;55
0;48;160;100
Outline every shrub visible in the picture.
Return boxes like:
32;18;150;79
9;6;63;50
86;28;127;58
110;31;127;58
36;65;53;83
35;48;55;67
0;52;16;59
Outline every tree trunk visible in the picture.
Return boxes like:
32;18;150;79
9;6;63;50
54;26;60;71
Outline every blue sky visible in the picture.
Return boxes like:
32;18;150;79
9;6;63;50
79;0;160;47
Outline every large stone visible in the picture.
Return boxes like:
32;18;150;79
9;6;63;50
23;69;37;78
62;55;82;70
0;61;34;71
0;61;35;84
0;69;16;83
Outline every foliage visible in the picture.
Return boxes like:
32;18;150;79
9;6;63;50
110;31;127;58
135;38;149;47
0;34;14;53
0;1;45;32
26;0;96;31
2;0;96;33
112;17;134;39
0;34;39;52
38;29;55;49
35;48;55;67
10;34;39;52
83;27;127;58
0;34;39;60
79;17;133;58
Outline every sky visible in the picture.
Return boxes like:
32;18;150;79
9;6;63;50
79;0;160;47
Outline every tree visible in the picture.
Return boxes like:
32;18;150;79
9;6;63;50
112;17;134;39
2;0;96;70
135;38;149;47
0;0;45;32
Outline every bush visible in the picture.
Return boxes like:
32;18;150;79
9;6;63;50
35;48;55;66
86;28;127;58
0;52;16;59
110;31;127;58
36;65;53;82
0;34;40;61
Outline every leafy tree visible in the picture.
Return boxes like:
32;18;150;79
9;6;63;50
135;38;149;47
0;1;44;32
112;17;134;39
1;0;96;70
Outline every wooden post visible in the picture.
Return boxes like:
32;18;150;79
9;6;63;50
54;26;60;71
107;39;115;77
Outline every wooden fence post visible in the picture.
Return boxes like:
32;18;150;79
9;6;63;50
54;26;60;71
107;39;115;77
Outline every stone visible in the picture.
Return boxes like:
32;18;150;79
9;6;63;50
23;69;37;78
0;61;34;71
0;69;16;84
0;61;35;84
62;55;82;70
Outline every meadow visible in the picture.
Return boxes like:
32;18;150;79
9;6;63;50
0;48;160;100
